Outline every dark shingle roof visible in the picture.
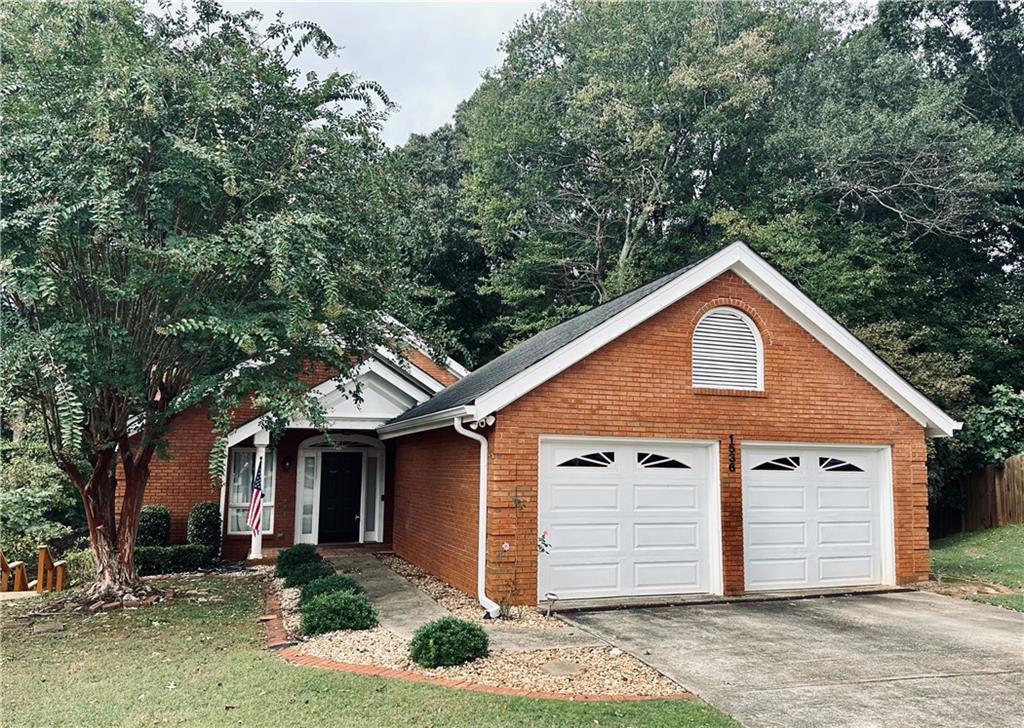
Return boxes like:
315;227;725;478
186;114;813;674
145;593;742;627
390;261;701;425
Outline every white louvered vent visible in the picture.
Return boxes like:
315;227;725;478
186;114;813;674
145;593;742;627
692;307;763;390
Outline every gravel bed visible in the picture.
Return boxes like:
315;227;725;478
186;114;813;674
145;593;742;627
376;553;566;630
300;630;679;697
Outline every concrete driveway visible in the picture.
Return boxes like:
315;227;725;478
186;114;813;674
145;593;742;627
565;591;1024;728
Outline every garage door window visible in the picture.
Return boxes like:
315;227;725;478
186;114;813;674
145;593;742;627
637;452;690;469
819;456;863;472
558;451;615;467
751;455;800;471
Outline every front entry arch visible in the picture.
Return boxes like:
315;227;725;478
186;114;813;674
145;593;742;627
293;434;385;545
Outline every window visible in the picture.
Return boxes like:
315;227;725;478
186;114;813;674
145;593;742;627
752;456;800;471
637;452;690;469
819;456;863;472
558;451;615;467
692;307;763;390
228;449;275;535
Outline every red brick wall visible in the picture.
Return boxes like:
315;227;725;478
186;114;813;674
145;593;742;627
476;271;928;603
391;427;482;596
406;348;460;386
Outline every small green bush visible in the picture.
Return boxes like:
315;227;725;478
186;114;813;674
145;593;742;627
186;501;221;560
284;559;333;588
299;573;365;606
135;544;210;576
301;591;378;635
137;505;171;547
274;543;321;577
408;616;489;667
61;548;95;585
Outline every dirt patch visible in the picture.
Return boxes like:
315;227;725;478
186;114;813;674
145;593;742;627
376;553;566;630
911;578;1013;599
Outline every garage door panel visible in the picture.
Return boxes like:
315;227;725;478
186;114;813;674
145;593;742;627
744;446;887;592
634;483;698;510
747;521;807;547
539;439;714;600
745;486;805;510
634;522;699;549
549;523;620;551
549;483;620;511
634;561;701;591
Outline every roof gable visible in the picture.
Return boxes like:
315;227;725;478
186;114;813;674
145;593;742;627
381;241;961;438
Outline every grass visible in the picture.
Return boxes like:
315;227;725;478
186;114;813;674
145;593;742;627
0;574;739;728
930;523;1024;612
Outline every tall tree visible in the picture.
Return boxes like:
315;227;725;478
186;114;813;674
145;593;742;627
1;0;411;598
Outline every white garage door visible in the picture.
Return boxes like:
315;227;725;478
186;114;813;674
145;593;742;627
743;445;892;591
538;438;717;600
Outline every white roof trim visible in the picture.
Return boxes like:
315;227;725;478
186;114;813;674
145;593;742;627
225;358;437;447
380;313;470;379
377;405;474;440
472;241;961;438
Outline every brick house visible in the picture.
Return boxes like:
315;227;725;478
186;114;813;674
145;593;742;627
141;241;960;613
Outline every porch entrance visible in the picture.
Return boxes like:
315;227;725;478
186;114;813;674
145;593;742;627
319;452;362;543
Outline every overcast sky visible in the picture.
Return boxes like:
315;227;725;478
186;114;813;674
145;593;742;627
222;1;542;146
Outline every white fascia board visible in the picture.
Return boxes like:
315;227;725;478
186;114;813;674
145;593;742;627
373;346;446;395
376;405;475;440
472;240;960;438
379;314;470;380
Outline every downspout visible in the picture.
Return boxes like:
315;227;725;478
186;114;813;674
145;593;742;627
453;417;502;618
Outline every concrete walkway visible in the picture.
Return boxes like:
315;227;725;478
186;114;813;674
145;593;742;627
325;554;601;652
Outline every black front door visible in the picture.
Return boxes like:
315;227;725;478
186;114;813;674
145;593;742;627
319;452;362;543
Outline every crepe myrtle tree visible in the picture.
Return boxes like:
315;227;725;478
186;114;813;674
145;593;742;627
0;0;416;599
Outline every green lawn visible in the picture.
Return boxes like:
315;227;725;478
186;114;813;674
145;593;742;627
930;524;1024;611
0;574;738;728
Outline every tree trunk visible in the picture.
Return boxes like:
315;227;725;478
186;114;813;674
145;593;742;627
76;449;148;601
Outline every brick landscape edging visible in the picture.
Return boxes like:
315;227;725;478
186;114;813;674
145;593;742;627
261;582;693;703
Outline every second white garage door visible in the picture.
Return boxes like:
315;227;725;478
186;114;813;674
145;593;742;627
742;445;893;591
538;438;719;600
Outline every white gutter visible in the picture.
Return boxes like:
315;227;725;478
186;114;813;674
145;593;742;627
377;405;474;440
452;417;501;618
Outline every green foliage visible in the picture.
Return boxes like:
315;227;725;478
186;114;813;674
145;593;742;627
0;0;418;588
300;590;378;634
299;573;366;606
137;506;171;547
186;501;221;560
963;386;1024;465
0;416;86;564
284;560;334;588
61;548;96;586
931;524;1024;590
134;544;211;576
408;616;489;668
274;543;322;578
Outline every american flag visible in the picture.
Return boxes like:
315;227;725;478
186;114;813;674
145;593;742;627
246;457;263;535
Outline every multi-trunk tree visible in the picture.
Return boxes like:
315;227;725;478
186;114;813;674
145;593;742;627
1;0;413;598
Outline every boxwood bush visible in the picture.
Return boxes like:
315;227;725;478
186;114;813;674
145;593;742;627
186;501;221;560
301;591;378;635
135;544;210;575
284;559;333;588
299;574;365;606
274;543;321;578
136;505;171;547
408;616;489;667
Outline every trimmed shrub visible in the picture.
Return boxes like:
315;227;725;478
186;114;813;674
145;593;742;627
299;574;365;606
135;544;210;576
186;501;221;560
408;616;489;668
274;543;321;577
61;548;95;585
301;591;378;635
137;506;171;547
284;559;333;588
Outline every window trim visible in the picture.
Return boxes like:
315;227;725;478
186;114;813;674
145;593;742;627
227;448;276;535
691;306;765;392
